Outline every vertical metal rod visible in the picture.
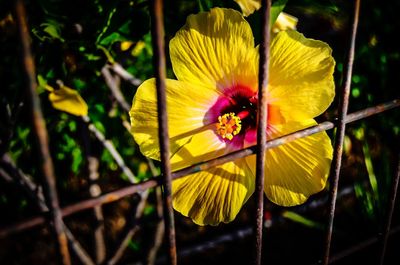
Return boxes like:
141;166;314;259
322;0;361;264
14;0;71;264
150;0;177;264
378;154;400;265
254;0;271;264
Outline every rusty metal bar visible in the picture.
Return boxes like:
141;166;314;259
378;154;400;265
322;0;361;264
150;0;177;264
254;0;272;264
0;99;398;238
14;0;71;264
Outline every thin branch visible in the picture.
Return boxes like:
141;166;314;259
81;115;138;184
107;191;149;265
0;99;399;237
0;153;95;265
108;63;142;87
0;153;47;211
81;116;106;264
106;144;158;265
101;65;131;113
102;55;158;265
147;187;165;265
89;156;106;263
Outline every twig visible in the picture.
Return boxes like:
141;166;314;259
65;228;96;265
0;153;95;265
102;54;158;265
107;191;149;265
107;150;158;265
0;153;47;211
14;0;70;263
108;63;142;87
81;115;138;184
88;156;106;263
147;187;165;265
81;116;106;264
101;65;131;113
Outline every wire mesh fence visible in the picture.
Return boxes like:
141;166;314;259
1;0;399;264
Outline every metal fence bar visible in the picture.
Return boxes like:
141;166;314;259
378;154;400;264
0;99;398;238
322;0;361;264
150;0;177;264
254;0;271;264
14;0;71;264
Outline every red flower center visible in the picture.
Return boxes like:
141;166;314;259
206;85;259;148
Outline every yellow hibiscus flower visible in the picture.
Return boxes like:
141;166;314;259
130;8;335;225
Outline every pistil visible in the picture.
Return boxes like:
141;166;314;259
216;112;242;140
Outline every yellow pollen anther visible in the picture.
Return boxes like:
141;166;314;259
216;112;242;140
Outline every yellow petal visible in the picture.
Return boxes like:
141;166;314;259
170;125;230;171
172;158;255;225
130;78;220;161
268;31;335;122
48;85;88;116
131;40;146;56
246;119;333;206
271;12;298;33
120;41;133;51
234;0;261;17
170;8;259;91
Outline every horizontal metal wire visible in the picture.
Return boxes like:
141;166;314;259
0;99;398;238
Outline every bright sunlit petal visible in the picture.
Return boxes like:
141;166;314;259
170;8;259;91
172;159;255;225
269;30;335;123
130;78;220;160
246;119;333;206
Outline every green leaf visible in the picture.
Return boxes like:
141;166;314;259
99;31;128;46
71;148;83;173
270;0;288;26
32;19;65;42
198;0;213;12
282;211;324;229
362;142;379;204
42;22;65;42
